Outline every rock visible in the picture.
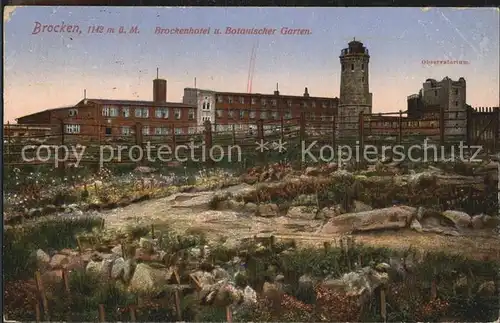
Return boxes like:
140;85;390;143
292;194;317;206
111;245;123;256
320;206;416;234
100;258;114;280
256;203;279;218
471;215;485;229
27;208;42;218
482;215;500;229
305;166;320;176
352;200;372;212
34;249;51;270
410;219;423;232
49;254;69;269
65;255;85;271
169;192;215;211
322;266;389;306
123;259;136;282
286;206;317;220
42;204;57;215
134;166;156;174
213;284;243;307
212;267;230;281
129;263;171;293
242;285;257;305
139;237;155;251
442;210;471;228
111;257;126;280
244;202;258;212
409;172;437;188
86;260;103;274
477;281;496;297
319;205;344;218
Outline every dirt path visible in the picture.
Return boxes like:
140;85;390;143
100;188;500;261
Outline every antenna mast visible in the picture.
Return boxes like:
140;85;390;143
156;68;159;79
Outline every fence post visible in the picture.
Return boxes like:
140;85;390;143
493;108;499;152
299;112;306;144
398;110;403;145
380;288;387;322
35;271;49;321
332;116;336;152
98;304;105;322
231;124;236;146
280;116;284;144
466;107;473;147
358;111;365;169
57;119;67;173
257;119;265;164
6;121;11;165
204;121;213;167
134;123;143;166
439;105;445;147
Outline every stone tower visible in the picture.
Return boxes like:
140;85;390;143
338;39;372;136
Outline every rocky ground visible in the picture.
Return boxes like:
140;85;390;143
14;158;500;261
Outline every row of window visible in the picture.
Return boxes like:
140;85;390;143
215;96;334;108
215;110;334;120
101;106;195;120
64;124;198;135
341;63;366;72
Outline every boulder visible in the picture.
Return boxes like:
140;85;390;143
286;206;317;220
49;254;69;269
320;206;416;234
410;219;423;232
442;210;471;228
128;263;172;293
471;214;485;229
34;249;51;270
256;203;279;218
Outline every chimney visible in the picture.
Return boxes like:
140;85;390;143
303;87;309;97
274;83;280;96
153;78;167;103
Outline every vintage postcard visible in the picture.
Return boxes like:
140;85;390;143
3;6;500;322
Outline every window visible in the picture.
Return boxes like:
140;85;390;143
342;64;345;72
202;102;211;110
261;98;267;105
322;102;328;108
188;110;195;120
65;124;80;134
321;114;327;121
251;98;257;105
216;110;223;118
68;109;78;117
285;111;292;119
249;111;256;119
239;97;245;104
271;111;278;119
142;126;150;135
121;126;132;135
135;107;149;118
287;100;292;107
175;128;183;135
228;96;233;104
188;127;196;134
174;109;181;119
351;64;354;72
454;89;459;95
434;90;438;97
228;110;234;118
122;107;130;118
217;96;223;103
155;108;169;119
239;110;245;119
311;101;316;108
302;101;308;108
261;111;268;119
361;63;364;72
105;127;112;135
455;101;458;106
154;127;168;135
271;99;277;106
102;105;119;117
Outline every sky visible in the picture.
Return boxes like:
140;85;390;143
3;7;499;122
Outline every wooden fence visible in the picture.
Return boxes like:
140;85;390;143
4;109;499;170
